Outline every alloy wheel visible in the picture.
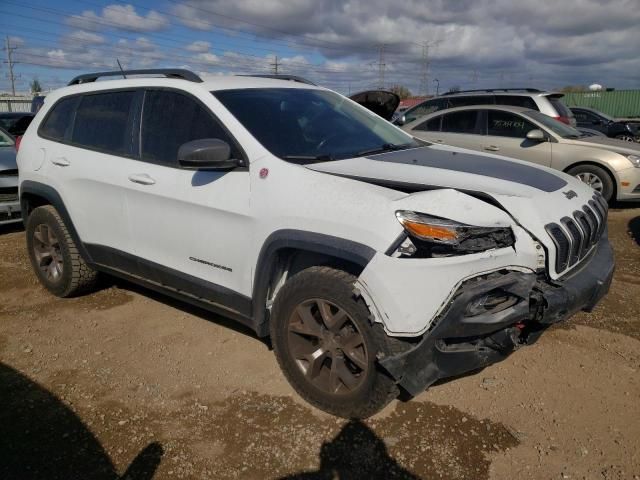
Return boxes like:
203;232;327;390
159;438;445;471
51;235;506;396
575;172;604;193
287;299;369;394
32;224;64;282
615;134;635;142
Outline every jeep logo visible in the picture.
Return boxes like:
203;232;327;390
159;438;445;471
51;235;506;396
563;190;578;200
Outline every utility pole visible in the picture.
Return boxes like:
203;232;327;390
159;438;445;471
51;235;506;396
270;55;280;75
433;78;440;96
377;44;386;89
3;36;18;96
419;44;430;96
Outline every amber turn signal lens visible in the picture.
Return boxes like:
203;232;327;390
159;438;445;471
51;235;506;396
401;221;459;241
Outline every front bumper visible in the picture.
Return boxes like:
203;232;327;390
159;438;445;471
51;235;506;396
379;234;614;396
0;200;21;225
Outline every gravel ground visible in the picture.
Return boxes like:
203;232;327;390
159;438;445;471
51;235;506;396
0;205;638;480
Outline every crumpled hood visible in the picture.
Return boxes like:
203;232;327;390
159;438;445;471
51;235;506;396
308;144;599;279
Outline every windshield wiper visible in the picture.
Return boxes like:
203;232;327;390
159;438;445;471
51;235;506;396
355;143;414;157
280;154;334;164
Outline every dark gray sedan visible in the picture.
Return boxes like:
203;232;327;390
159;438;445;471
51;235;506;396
0;127;20;225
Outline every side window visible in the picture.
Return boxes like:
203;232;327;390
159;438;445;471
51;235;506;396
404;99;444;123
447;95;493;107
573;110;588;122
487;111;536;138
495;95;537;109
414;116;442;132
141;90;237;166
39;96;78;142
72;91;136;155
441;110;479;134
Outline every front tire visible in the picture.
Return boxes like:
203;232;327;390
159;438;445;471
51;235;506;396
567;164;614;202
26;205;98;297
270;266;399;418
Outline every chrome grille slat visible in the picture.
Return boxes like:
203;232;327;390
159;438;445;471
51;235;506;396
545;197;608;276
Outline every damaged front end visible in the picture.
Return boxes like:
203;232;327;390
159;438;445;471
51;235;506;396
378;234;614;396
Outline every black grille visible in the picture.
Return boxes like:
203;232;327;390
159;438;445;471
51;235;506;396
0;169;18;177
0;187;18;203
545;223;570;272
545;195;607;274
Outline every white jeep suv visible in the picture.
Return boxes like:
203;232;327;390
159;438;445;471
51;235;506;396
17;69;614;418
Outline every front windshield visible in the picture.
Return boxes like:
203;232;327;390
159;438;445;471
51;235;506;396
214;88;418;162
526;110;584;138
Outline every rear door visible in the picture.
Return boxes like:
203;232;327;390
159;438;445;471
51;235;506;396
483;110;552;166
417;109;484;151
39;90;141;257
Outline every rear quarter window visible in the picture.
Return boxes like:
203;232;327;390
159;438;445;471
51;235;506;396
39;96;79;142
495;95;537;109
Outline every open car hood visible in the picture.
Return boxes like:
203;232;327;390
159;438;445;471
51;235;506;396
349;90;400;121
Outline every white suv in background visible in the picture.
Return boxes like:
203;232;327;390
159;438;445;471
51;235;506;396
17;69;614;418
394;88;576;127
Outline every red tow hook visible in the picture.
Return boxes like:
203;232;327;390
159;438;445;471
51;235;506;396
515;322;526;330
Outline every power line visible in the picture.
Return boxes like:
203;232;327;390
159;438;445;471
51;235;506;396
3;36;19;95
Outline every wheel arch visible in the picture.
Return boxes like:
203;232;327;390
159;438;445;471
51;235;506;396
19;180;93;263
251;230;376;337
563;160;618;200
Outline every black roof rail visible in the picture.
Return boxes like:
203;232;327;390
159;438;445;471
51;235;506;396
238;74;316;86
442;87;542;95
68;68;203;86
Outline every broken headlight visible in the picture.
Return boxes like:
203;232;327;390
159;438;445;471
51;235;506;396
393;210;515;257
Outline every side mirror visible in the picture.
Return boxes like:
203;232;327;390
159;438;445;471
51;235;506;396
395;115;406;126
178;138;238;169
526;129;546;142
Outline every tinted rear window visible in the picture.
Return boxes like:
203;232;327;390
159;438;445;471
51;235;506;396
495;95;537;109
548;96;572;117
72;92;136;155
39;97;78;141
447;95;494;107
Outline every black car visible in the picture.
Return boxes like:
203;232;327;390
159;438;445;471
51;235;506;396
570;107;640;142
0;112;35;137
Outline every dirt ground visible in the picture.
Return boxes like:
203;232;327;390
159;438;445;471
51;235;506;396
1;205;639;480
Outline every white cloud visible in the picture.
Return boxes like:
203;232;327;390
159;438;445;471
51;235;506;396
194;52;220;65
186;40;211;53
68;4;169;33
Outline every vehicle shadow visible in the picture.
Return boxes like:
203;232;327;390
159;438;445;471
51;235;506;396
0;362;163;480
107;276;268;346
610;200;640;210
0;221;24;235
278;420;420;480
629;216;640;246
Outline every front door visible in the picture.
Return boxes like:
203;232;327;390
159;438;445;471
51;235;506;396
125;89;252;310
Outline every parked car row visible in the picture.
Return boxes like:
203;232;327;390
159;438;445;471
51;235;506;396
392;88;576;127
399;105;640;202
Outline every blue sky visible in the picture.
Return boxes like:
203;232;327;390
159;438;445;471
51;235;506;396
1;0;639;96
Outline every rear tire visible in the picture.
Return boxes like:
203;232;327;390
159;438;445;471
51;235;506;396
270;266;399;418
615;134;635;142
567;164;614;202
26;205;98;297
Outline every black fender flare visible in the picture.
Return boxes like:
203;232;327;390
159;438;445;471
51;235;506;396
19;180;93;264
251;229;376;336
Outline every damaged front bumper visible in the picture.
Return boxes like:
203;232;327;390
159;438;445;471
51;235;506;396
379;233;614;396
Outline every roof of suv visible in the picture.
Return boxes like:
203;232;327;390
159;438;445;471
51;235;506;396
44;74;324;106
439;89;563;98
